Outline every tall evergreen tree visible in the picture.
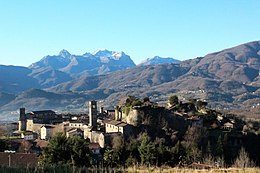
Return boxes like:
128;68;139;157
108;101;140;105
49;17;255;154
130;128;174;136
138;133;156;165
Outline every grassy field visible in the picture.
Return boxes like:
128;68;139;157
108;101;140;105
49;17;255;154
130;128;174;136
126;167;260;173
0;166;259;173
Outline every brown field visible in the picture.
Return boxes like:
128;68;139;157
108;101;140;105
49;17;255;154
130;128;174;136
126;167;260;173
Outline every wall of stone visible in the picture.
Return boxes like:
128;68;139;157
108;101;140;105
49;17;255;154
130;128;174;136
126;109;142;126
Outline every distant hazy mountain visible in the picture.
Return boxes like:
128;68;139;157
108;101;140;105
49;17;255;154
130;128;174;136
0;89;90;112
47;41;260;110
29;49;136;76
0;41;260;117
0;92;16;107
28;67;72;88
0;65;40;94
138;56;180;66
48;63;189;93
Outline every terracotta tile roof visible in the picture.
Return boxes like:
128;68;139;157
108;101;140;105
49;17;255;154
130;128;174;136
117;122;128;127
0;152;38;167
41;125;55;128
89;143;101;149
34;139;49;148
106;120;129;127
67;128;83;133
106;120;121;126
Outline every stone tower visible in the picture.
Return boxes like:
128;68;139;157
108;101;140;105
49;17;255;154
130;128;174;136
18;108;26;131
114;106;122;121
88;100;97;130
100;106;104;114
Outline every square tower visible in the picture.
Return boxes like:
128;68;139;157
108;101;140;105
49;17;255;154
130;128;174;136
18;108;26;131
89;100;97;130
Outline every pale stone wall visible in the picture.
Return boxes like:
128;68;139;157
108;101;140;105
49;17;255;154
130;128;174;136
27;120;65;138
83;129;105;148
33;124;45;134
89;131;101;143
105;123;119;133
18;120;26;132
52;124;65;134
40;127;53;140
115;106;122;121
26;120;34;132
126;109;142;126
98;133;105;148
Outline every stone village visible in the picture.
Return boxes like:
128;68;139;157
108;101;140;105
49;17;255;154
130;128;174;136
17;100;133;148
0;97;248;167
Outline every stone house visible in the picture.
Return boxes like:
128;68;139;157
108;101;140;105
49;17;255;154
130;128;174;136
223;122;234;130
40;125;54;140
66;128;83;138
21;131;37;141
105;120;132;137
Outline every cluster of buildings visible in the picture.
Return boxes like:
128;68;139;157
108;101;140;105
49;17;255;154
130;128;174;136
0;98;245;167
17;101;132;148
0;100;135;167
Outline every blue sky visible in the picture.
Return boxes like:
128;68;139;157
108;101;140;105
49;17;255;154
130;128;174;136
0;0;260;66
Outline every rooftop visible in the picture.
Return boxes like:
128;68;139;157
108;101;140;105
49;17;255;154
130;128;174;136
89;143;101;149
67;128;83;133
106;120;129;127
34;139;49;148
0;152;38;167
30;110;55;114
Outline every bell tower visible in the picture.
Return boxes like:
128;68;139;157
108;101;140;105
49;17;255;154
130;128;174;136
18;108;26;131
88;100;97;130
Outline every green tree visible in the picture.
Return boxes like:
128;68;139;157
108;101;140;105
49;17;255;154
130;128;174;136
182;126;205;163
171;141;186;166
138;133;156;165
143;97;150;102
169;95;179;106
103;148;121;167
0;139;8;152
41;133;91;167
132;100;142;107
125;95;138;106
67;136;91;167
206;141;211;156
216;136;223;157
126;137;140;163
42;133;70;165
155;140;167;166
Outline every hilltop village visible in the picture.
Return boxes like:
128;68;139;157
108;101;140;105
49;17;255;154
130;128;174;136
0;95;259;168
16;100;133;148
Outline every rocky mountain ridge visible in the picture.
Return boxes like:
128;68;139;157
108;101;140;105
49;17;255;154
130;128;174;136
139;56;180;66
29;49;136;77
0;41;259;119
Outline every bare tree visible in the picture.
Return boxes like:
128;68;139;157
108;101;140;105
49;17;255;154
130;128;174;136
233;147;255;168
202;155;225;168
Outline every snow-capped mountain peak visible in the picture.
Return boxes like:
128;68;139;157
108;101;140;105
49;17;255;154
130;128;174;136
138;56;180;66
59;49;71;58
93;49;112;57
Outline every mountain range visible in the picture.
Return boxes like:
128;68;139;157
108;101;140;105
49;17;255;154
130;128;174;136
0;41;260;120
138;56;180;66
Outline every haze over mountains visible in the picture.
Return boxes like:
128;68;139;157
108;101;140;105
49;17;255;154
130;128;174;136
0;41;260;120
